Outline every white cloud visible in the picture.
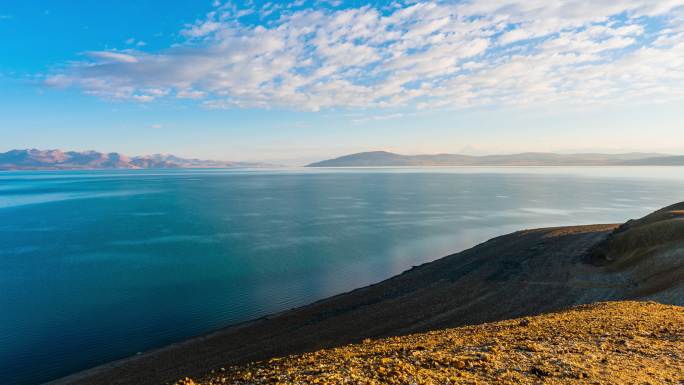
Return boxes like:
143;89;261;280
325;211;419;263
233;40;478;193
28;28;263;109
181;20;223;38
352;112;404;123
85;51;139;63
126;37;147;46
46;1;684;111
176;89;207;99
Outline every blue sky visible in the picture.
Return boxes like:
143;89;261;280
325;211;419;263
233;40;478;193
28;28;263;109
1;1;684;164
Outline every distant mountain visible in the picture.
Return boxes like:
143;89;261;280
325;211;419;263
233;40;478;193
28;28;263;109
307;151;680;167
621;155;684;166
0;149;271;170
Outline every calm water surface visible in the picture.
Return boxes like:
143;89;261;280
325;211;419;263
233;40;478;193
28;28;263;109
1;167;683;384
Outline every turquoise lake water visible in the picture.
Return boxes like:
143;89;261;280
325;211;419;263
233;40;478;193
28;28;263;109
1;167;684;384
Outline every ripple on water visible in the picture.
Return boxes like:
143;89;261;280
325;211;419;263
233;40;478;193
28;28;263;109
0;190;161;209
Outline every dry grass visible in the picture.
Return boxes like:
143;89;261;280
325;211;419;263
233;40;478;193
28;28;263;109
177;301;684;385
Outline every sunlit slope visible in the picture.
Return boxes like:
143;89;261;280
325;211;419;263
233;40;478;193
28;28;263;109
181;301;684;385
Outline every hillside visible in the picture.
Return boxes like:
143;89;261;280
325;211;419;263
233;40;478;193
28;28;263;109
182;301;684;385
51;203;684;385
307;151;680;167
624;155;684;166
0;149;269;170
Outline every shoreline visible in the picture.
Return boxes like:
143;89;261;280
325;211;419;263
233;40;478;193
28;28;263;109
49;223;621;385
47;241;453;385
47;201;684;384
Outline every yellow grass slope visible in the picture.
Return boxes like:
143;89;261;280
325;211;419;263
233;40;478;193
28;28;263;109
178;301;683;385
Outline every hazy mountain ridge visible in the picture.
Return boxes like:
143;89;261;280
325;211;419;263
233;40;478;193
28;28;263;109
307;151;682;167
0;149;270;170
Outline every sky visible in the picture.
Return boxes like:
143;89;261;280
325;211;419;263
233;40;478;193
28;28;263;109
1;0;683;164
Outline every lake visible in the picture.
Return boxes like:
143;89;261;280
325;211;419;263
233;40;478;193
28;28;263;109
1;167;683;385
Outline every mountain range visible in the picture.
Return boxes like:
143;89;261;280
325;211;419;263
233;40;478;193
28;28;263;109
5;149;684;170
0;149;269;170
307;151;684;167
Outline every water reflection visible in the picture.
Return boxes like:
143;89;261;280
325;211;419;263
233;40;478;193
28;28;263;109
1;167;684;385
